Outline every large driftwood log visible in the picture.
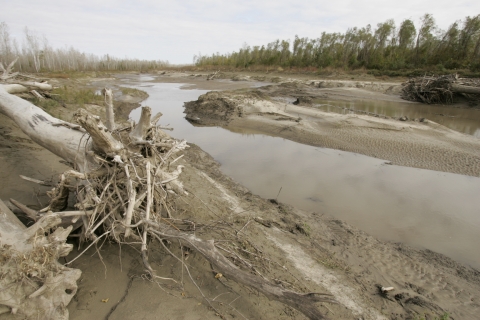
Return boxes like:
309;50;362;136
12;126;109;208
3;82;52;94
8;81;53;91
0;85;95;172
451;83;480;95
3;84;29;94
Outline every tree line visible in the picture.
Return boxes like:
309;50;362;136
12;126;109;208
0;22;169;73
194;14;480;72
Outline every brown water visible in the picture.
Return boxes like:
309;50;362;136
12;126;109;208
125;76;480;269
314;99;480;138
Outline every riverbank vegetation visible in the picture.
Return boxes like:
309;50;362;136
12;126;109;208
0;22;169;73
194;14;480;76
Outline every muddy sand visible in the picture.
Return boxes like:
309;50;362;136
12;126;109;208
1;72;479;320
184;80;480;177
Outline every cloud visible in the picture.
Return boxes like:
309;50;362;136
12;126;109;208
1;0;479;64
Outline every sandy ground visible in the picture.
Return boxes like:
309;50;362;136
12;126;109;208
184;81;480;177
1;73;480;320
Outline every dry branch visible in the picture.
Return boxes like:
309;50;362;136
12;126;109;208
401;74;480;104
0;58;19;81
207;70;219;81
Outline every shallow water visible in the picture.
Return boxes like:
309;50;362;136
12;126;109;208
314;99;480;138
125;77;480;269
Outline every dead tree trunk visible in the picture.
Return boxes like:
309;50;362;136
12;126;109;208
0;85;95;172
102;88;115;131
451;83;480;94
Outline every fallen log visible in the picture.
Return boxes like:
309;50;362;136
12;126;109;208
3;83;29;94
451;83;480;95
10;80;53;91
0;85;93;172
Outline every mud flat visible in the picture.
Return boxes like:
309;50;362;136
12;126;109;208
65;143;480;320
1;74;479;320
184;82;480;177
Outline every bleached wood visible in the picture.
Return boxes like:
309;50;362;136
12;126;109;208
129;106;151;144
0;199;26;233
30;89;44;99
0;201;81;319
74;108;123;156
19;174;52;186
0;58;19;80
123;164;136;238
151;111;163;126
13;81;53;91
9;198;38;221
0;85;95;173
102;88;115;131
3;83;28;94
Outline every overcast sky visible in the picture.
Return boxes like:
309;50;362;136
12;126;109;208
2;1;479;64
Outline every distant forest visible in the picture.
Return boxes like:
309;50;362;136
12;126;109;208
194;14;480;73
0;22;169;73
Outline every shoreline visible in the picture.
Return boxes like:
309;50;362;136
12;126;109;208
184;81;480;177
1;73;480;319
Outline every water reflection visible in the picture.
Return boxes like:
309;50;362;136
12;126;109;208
126;79;480;269
314;99;480;138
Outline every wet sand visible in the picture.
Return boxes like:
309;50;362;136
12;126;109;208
64;144;480;320
1;72;480;320
184;83;480;177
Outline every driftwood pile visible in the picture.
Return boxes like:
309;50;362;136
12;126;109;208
401;74;480;104
0;61;336;319
0;58;53;97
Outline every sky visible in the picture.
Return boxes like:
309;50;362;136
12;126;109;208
1;0;479;64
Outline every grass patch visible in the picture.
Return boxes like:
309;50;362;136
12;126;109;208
119;87;149;99
42;71;102;79
52;86;104;106
28;86;104;118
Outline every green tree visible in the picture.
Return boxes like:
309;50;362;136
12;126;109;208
415;14;437;66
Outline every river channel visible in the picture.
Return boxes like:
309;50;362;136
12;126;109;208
314;99;480;138
122;75;480;269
